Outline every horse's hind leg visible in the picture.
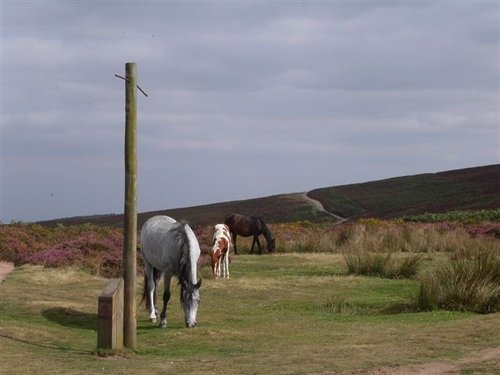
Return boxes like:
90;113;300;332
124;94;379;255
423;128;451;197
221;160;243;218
153;277;160;318
144;264;158;322
159;276;172;328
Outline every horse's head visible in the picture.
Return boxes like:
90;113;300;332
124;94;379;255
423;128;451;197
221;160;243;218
181;279;202;328
267;238;276;253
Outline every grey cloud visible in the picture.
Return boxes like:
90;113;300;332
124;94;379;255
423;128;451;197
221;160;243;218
1;1;498;222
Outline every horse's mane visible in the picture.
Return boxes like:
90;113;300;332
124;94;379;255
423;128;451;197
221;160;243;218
257;217;274;242
170;221;191;285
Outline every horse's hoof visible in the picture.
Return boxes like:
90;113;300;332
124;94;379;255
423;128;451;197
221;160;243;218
150;318;157;323
159;322;167;329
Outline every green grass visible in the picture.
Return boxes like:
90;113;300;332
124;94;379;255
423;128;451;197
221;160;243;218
1;255;499;374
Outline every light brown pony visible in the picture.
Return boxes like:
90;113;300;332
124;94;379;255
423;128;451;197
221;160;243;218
211;224;231;278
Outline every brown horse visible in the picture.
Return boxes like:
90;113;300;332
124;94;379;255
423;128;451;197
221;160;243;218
224;214;275;255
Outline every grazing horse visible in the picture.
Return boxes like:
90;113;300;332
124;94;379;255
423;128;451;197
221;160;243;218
211;224;231;278
224;214;275;255
140;215;202;328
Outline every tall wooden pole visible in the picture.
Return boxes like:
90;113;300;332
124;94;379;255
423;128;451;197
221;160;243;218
123;62;137;349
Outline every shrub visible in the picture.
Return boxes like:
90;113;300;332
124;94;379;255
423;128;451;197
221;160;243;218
401;209;500;224
0;223;125;277
343;249;422;279
418;252;500;313
269;222;340;253
24;230;124;277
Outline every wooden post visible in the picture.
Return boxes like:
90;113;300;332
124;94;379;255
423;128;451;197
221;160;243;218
123;62;137;349
97;278;124;350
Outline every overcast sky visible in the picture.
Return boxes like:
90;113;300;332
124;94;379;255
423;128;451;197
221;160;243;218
1;1;499;223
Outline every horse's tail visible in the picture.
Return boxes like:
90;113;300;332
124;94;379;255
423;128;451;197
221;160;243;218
141;267;162;310
140;273;148;307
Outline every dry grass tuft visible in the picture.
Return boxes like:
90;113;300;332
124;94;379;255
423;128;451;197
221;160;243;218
418;251;500;313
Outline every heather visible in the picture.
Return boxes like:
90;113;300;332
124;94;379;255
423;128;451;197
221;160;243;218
0;223;124;277
2;220;499;275
2;219;499;313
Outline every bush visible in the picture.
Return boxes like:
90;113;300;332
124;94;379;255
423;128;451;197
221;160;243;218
266;222;340;253
418;252;500;313
401;209;500;224
343;249;422;279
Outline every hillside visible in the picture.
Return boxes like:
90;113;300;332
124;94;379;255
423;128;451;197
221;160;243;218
308;164;500;219
39;164;500;228
40;193;335;229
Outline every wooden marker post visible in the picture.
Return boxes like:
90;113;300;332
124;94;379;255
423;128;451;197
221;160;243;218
97;278;124;350
123;62;137;349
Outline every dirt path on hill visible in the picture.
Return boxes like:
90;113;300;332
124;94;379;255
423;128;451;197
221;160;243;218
315;347;500;375
0;261;14;283
302;192;348;224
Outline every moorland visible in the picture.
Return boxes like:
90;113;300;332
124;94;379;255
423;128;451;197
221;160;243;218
1;164;499;374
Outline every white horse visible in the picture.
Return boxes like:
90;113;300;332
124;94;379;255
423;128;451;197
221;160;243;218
211;224;231;279
140;215;202;328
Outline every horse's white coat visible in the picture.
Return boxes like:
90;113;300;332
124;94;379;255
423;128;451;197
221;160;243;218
141;215;178;274
212;224;231;278
140;215;201;328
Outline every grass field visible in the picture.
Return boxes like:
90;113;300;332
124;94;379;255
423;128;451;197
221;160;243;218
1;254;499;374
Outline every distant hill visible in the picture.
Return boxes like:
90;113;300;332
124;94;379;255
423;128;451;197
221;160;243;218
308;164;500;219
40;193;335;229
39;164;500;228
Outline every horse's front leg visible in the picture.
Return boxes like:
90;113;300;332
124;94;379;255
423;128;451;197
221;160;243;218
251;236;262;254
233;233;238;255
223;250;230;279
159;276;172;328
224;240;230;278
216;257;221;278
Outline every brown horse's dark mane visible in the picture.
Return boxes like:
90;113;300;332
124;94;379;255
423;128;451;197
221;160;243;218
256;217;274;243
